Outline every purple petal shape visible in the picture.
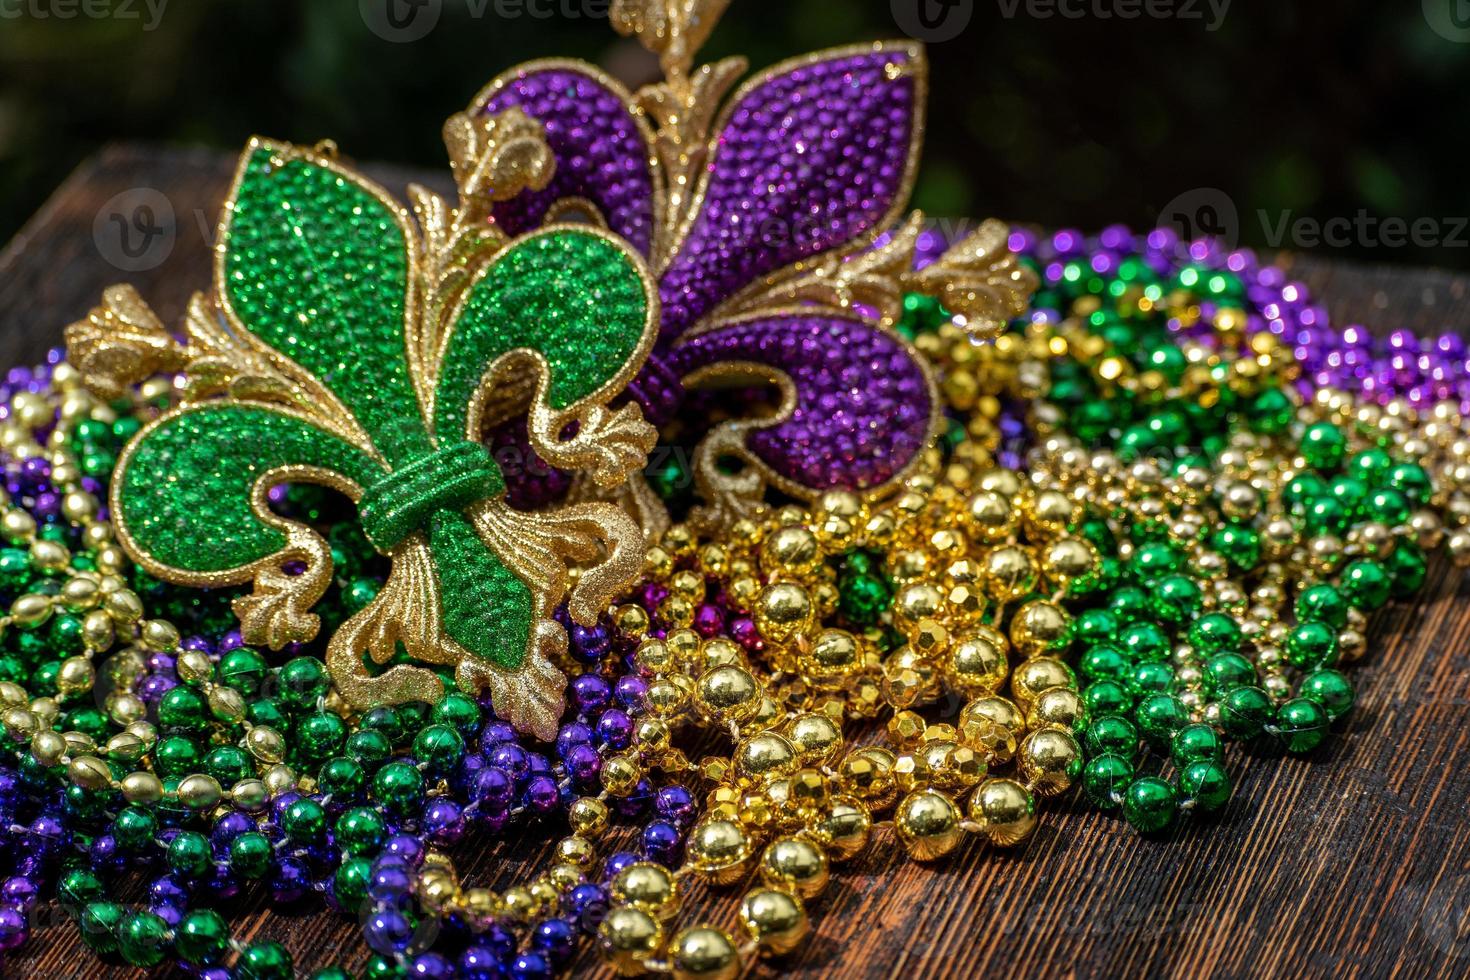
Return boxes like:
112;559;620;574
476;62;657;254
658;44;924;342
668;314;934;493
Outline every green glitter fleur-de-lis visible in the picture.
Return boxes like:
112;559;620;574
67;121;659;738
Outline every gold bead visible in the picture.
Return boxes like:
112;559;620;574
66;755;111;791
556;835;596;870
613;603;651;636
2;707;38;739
760;836;830;898
966;491;1015;542
946;632;1009;698
104;588;144;624
81;610;114;651
959;696;1023;764
697;665;761;722
121;771;164;804
739;888;808;955
30;730;67;767
177;773;223;809
1017;728;1082;797
686;819;753;884
1010;657;1075;709
983;545;1037;601
671;927;741;980
701;637;743;670
736;732;797;781
601;755;643;797
501;886;538;923
570;797;610;838
178;649;216;684
1028;687;1088;734
892;582;944;629
1041;537;1096;585
228;779;268;811
10;593;53;627
761;525;823;579
968;777;1038;846
1009;601;1070;658
245;725;286;764
755;582;814;644
55;656;95;695
598;907;663;975
787;712;843;764
611;862;680;920
838;748;896;807
895;789;963;861
263;764;298;796
886;709;927;749
803;628;862;680
813;795;871;861
450;884;495;925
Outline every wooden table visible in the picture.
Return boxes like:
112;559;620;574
4;145;1468;980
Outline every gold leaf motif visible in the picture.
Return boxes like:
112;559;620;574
65;284;186;400
231;525;333;649
527;400;659;489
612;0;734;74
908;218;1038;340
444;107;555;209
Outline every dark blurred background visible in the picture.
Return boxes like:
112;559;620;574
2;0;1468;268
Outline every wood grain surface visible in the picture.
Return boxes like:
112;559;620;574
3;145;1468;980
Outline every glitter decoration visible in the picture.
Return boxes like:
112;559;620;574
67;130;660;738
472;2;1037;524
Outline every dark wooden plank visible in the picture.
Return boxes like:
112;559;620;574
4;145;1468;980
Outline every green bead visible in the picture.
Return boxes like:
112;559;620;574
205;745;254;785
1178;760;1231;812
1302;497;1348;537
345;577;379;613
238;940;294;980
431;691;482;737
282;797;328;842
1340;559;1392;610
1187;612;1242;656
371;761;425;816
334;857;372;912
1082;679;1133;716
1128;662;1175;698
1082;754;1134;809
154;735;202;779
1275;697;1330;753
361;706;406;745
1079;644;1129;683
345;729;394;769
1073;609;1121;645
1283;621;1338;669
1135;693;1188;743
1202;652;1257;694
47;614;85;657
1151;574;1203;624
838;569;892;627
1123;776;1178;833
1328;474;1368;517
157;684;210;731
1246;387;1294;435
1119;621;1170;663
1386;462;1433;505
230;831;273;878
168;830;213;878
175;908;231;965
1218;686;1274;739
1300;669;1355;722
1107;586;1152;623
118;910;172;967
1348;448;1393;485
1171;723;1223;767
78;901;126;954
1211;524;1261;570
365;954;408;980
1299;422;1346;471
1129;542;1180;584
61;705;110;741
1084;715;1139;759
279;656;332;712
1071;400;1116;443
248;697;290;732
413;723;465;777
319;756;368;798
297;712;348;762
336;806;388;856
1283;472;1328;511
1294;583;1348;629
1365;487;1410;526
1386;542;1428;597
113;805;158;851
57;869;105;915
218;647;269;695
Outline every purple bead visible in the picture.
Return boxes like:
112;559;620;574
523;775;560;814
479;721;518;754
1;876;39;911
654;785;695;827
565;743;601;785
409;952;456;979
570;674;610;713
596;709;633;750
471;767;514;810
368;863;414;903
512;950;555;980
364;904;417;955
89;833;126;875
603;851;640;880
459;945;503;980
382;835;425;868
211;811;254;848
271;855;310;903
0;906;27;952
641;820;682;866
613;675;647;710
532;918;577;965
565;882;609;928
424;799;465;846
489;743;530;782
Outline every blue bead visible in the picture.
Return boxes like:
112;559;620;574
408;951;455;979
603;852;639;880
458;945;502;980
511;951;554;980
364;905;416;955
641;820;682;865
532;918;577;965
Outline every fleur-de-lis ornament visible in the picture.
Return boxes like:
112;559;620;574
66;111;659;738
475;0;1038;529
